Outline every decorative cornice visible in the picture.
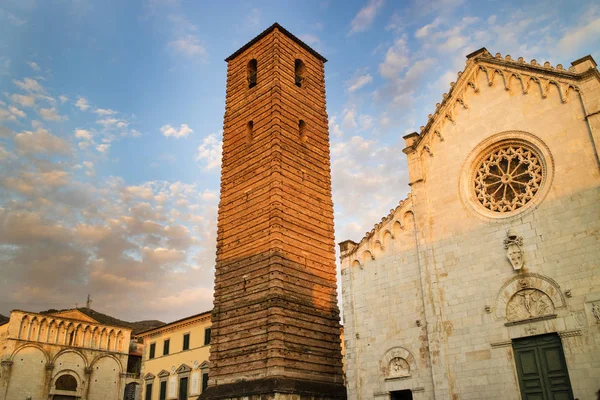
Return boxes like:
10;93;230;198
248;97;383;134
339;196;412;260
406;48;598;152
8;310;131;333
558;329;582;338
138;313;211;338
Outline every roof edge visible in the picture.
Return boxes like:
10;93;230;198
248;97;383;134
225;22;327;63
136;310;212;336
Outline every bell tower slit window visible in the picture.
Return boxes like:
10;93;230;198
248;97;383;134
298;120;306;141
295;59;305;87
247;59;257;88
247;121;254;142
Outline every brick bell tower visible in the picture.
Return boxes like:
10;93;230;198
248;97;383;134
200;23;346;399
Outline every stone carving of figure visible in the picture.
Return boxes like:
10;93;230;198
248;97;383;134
592;302;600;324
506;289;554;321
388;357;410;378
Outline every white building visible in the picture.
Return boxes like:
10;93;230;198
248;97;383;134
340;50;600;400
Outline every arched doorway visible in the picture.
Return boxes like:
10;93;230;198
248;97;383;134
52;373;78;400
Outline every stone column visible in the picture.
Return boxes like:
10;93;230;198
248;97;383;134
42;362;54;400
83;366;93;400
0;360;13;400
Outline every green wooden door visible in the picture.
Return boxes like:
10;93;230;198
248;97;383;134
513;334;574;400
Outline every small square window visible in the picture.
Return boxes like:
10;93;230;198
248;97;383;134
183;333;190;351
204;328;211;346
149;343;156;359
163;339;170;356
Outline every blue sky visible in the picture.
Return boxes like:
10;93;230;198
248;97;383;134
1;0;598;322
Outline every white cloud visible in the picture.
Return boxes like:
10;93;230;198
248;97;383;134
348;74;373;92
14;128;71;155
358;114;374;131
299;34;320;46
39;107;67;121
94;108;118;116
329;116;344;138
342;109;358;130
11;93;36;107
97;117;118;126
161;124;193;138
75;129;93;140
379;35;410;79
27;61;40;71
0;108;16;122
169;35;206;58
556;17;600;55
59;95;68;103
130;129;142;137
196;132;222;170
9;106;26;118
349;0;384;34
75;96;90;111
13;77;43;92
96;144;110;153
415;18;441;38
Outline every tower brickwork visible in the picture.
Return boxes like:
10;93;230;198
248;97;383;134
201;24;346;399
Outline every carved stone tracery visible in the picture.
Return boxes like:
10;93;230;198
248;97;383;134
474;143;544;213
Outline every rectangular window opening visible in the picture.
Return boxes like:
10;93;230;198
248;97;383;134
149;343;156;359
183;333;190;351
163;339;170;356
145;383;153;400
202;372;209;392
204;328;211;346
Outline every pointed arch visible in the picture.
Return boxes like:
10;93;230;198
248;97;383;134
82;325;92;349
47;319;57;343
37;318;48;343
18;315;30;340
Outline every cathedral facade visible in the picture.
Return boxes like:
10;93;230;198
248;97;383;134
0;309;134;400
340;50;600;400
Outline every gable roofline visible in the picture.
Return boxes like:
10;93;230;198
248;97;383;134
225;22;327;63
405;47;598;151
49;309;99;323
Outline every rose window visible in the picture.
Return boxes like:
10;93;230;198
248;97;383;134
473;143;544;213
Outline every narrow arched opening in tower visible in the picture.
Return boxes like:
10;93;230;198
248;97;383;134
247;121;254;142
295;59;305;87
298;119;306;142
247;59;257;88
